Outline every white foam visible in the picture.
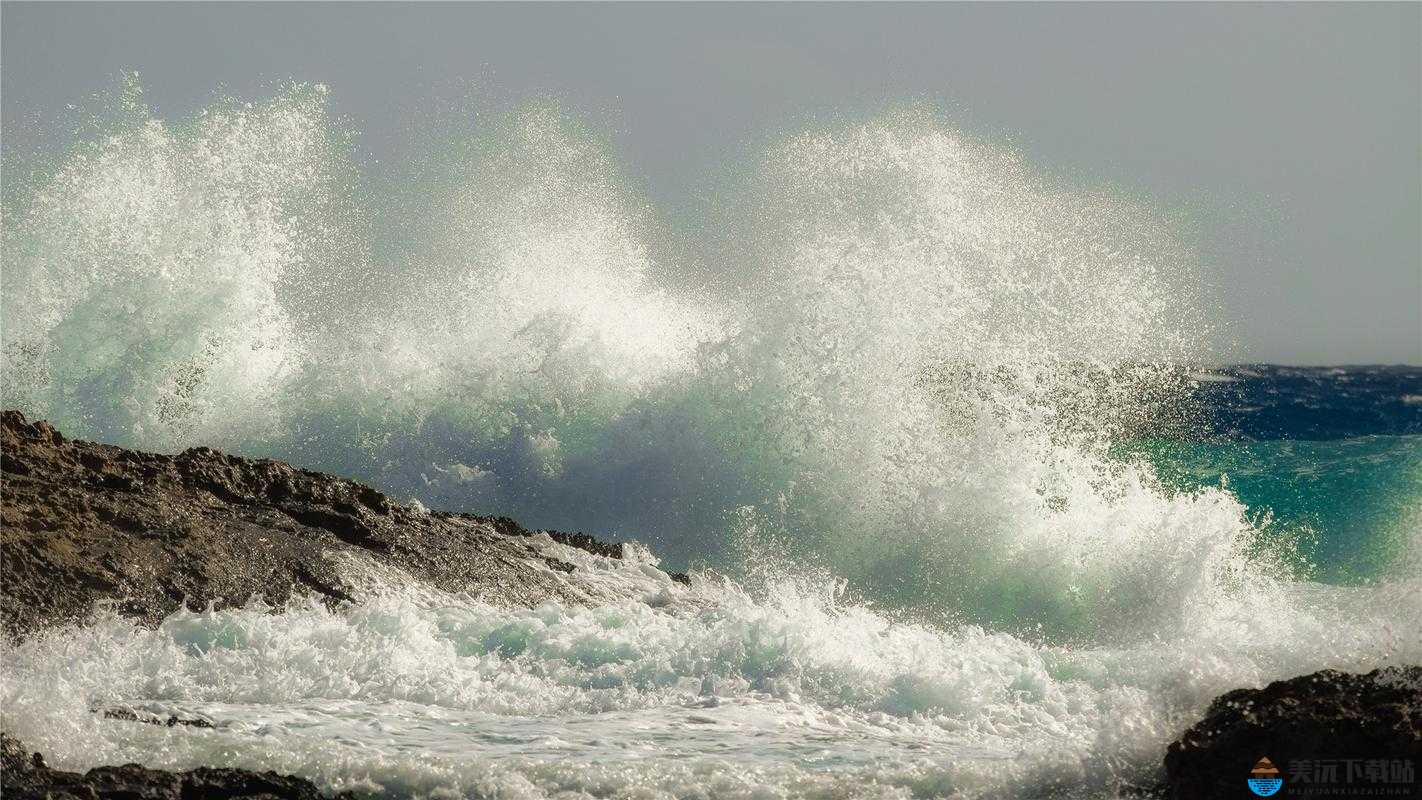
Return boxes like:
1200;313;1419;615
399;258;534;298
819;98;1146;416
3;549;1417;799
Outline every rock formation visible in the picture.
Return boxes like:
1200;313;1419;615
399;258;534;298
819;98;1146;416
1164;666;1422;798
1;409;650;640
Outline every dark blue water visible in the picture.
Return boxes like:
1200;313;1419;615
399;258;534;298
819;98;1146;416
1132;365;1421;584
1194;364;1422;440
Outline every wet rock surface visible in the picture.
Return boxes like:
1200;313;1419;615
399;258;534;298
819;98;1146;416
1164;666;1422;799
2;732;348;799
0;409;638;640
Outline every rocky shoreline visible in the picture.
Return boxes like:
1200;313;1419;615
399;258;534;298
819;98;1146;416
0;410;656;641
2;411;1418;799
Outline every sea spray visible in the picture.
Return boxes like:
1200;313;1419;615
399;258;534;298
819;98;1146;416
1;81;365;451
701;112;1240;638
3;81;1420;798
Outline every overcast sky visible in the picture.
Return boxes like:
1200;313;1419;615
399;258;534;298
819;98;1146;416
3;2;1418;364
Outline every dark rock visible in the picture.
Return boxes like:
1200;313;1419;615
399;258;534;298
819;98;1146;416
1;410;638;639
1164;666;1422;799
96;707;215;729
0;733;347;799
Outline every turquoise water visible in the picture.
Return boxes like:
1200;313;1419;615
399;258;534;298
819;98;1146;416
1132;433;1421;584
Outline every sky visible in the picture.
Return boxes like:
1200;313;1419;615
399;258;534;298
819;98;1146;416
3;2;1418;365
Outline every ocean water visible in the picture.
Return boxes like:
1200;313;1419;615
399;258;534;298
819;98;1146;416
2;83;1419;799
